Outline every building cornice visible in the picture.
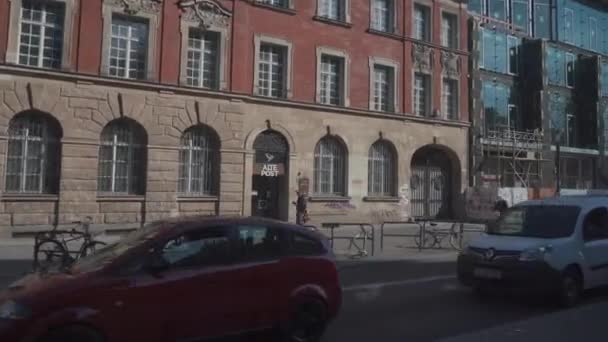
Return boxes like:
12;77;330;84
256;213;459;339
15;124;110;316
0;64;471;129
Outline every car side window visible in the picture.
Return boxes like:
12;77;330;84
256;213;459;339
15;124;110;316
236;225;283;262
160;227;232;268
583;208;608;241
289;232;324;256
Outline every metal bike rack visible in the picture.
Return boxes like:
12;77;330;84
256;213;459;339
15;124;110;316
321;222;376;257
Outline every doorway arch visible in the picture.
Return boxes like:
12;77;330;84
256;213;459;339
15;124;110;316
410;145;457;219
252;130;290;220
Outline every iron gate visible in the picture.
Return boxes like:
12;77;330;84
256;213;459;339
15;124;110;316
411;152;451;219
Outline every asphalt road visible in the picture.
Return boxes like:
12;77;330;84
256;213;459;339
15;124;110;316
2;259;608;341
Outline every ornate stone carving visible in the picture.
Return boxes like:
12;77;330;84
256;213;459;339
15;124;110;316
441;51;460;77
180;0;232;29
412;44;433;72
105;0;163;14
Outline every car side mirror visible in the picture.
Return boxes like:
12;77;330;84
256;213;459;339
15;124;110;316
144;254;169;275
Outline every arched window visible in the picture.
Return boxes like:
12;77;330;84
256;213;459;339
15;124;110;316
368;140;397;197
178;125;220;195
6;112;62;194
98;119;147;194
314;136;347;196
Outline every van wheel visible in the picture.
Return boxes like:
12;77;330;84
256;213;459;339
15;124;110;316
42;325;104;342
283;299;328;342
558;269;582;308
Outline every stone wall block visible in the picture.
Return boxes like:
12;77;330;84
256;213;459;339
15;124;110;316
178;201;217;212
221;173;243;183
15;83;31;111
59;191;97;202
221;163;243;174
165;126;182;139
62;156;98;169
225;112;243;125
220;152;244;164
61;179;98;191
107;92;121;118
62;167;98;180
69;98;98;110
0;214;12;226
178;109;193;128
219;192;242;202
218;201;242;213
98;101;116;123
12;214;50;226
185;100;198;124
0;80;15;90
219;182;242;193
146;201;178;212
172;116;187;132
149;149;179;162
145;191;177;202
57;202;99;213
158;115;173;126
0;103;13;125
219;102;245;115
100;202;142;213
4;91;24;114
91;110;107;127
147;180;177;192
104;213;138;224
61;87;107;100
120;93;146;120
62;145;98;158
50;97;72;122
4;202;55;213
74;108;92;119
146;96;186;109
31;83;61;113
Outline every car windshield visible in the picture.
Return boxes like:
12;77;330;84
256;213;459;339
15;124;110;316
71;222;167;273
487;205;581;238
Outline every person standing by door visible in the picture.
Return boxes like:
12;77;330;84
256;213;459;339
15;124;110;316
294;190;309;225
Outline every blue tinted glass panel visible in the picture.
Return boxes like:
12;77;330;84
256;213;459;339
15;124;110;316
483;82;497;129
601;62;608;97
563;9;573;43
534;2;550;38
547;47;565;86
576;14;587;49
512;0;529;32
590;17;598;51
468;0;483;15
489;0;506;21
548;94;566;130
482;29;495;71
495;34;507;73
495;83;509;128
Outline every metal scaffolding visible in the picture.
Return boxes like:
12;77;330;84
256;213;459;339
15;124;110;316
476;128;546;188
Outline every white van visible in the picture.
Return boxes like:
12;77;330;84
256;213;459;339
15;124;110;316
457;195;608;306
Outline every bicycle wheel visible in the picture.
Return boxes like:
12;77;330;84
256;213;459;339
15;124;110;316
34;239;68;272
80;241;107;258
415;234;434;248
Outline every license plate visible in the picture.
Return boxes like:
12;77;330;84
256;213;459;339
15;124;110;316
474;268;502;280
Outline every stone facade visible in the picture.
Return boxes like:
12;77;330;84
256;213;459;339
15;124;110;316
0;71;467;233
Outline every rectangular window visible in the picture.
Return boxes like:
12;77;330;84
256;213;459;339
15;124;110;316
186;29;219;89
414;4;430;42
371;0;391;32
507;35;519;75
237;225;283;261
18;0;65;69
489;0;506;21
441;12;458;49
494;33;507;73
373;65;395;112
258;43;286;98
566;53;575;88
258;0;288;8
320;55;343;105
442;78;458;120
511;0;529;32
413;73;430;116
533;0;550;39
547;47;565;86
590;17;598;51
320;0;343;21
564;8;573;43
109;16;149;80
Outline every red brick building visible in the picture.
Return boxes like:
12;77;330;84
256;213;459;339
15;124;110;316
0;0;469;233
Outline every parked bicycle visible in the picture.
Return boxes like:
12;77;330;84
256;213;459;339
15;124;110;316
33;216;107;272
414;221;464;251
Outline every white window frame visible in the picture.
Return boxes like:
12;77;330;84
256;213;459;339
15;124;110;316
4;114;61;194
441;77;459;120
440;10;459;49
256;0;294;10
413;72;431;117
101;1;159;80
370;0;397;33
368;57;399;112
413;2;431;42
313;136;348;197
6;0;77;70
253;34;293;98
316;46;350;107
507;104;518;131
179;23;228;90
316;0;351;23
367;140;397;197
178;126;219;196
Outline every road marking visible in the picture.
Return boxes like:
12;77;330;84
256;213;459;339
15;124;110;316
343;275;457;292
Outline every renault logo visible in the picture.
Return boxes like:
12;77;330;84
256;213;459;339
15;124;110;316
484;248;496;261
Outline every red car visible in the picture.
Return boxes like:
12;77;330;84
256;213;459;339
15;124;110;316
0;216;342;342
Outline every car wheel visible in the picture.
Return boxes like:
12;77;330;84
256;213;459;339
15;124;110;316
42;325;104;342
559;270;582;308
284;299;328;342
